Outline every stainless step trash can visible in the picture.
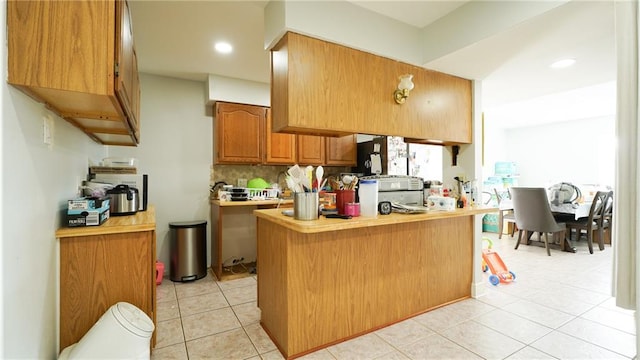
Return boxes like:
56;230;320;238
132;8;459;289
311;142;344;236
169;220;207;282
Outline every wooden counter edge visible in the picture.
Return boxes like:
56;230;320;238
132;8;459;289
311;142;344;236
254;205;498;234
56;205;156;238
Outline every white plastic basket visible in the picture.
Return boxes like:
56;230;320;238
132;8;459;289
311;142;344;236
246;188;279;200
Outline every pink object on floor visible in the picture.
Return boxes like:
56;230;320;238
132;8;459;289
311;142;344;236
156;261;164;285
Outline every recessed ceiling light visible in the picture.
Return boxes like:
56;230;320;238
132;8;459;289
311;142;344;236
214;42;233;54
550;58;576;69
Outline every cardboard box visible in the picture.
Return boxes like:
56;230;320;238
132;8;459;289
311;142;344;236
67;197;110;227
68;197;109;211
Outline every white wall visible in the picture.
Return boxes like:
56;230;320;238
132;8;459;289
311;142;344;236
264;0;422;64
107;74;212;269
502;115;615;188
2;2;107;355
481;125;508;180
1;68;214;359
207;74;270;107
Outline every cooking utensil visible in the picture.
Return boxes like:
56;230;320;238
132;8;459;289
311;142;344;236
342;174;353;183
305;166;314;190
326;214;352;219
349;176;359;190
342;175;353;189
329;176;342;191
285;176;301;193
316;166;324;191
287;164;313;191
320;178;328;190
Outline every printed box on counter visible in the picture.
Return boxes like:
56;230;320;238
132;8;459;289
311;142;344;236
67;197;110;227
426;196;456;211
68;197;109;211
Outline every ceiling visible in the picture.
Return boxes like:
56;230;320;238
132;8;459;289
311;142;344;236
129;0;616;128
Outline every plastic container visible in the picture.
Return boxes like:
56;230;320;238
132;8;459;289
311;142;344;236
344;202;360;217
319;192;336;210
335;189;356;215
102;157;137;168
358;179;379;217
294;192;319;220
155;261;165;285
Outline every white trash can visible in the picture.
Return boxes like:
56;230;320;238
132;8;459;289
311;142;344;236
58;302;154;359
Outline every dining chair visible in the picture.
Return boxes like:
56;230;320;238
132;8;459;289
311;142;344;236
495;188;517;239
510;187;567;256
565;190;608;254
598;191;614;245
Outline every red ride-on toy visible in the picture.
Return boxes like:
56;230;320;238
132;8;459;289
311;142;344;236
482;237;516;286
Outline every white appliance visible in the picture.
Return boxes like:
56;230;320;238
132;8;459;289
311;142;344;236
92;174;148;211
58;302;154;360
360;175;424;206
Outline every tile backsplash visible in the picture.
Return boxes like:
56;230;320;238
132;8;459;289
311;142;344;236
211;164;352;190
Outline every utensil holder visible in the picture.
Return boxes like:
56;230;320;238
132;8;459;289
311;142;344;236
335;189;356;215
294;192;319;220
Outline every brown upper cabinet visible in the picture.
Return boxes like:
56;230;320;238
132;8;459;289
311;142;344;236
214;102;264;164
214;102;297;165
297;135;326;166
270;32;472;145
265;108;297;165
326;135;357;166
214;102;356;166
7;0;140;146
297;134;357;166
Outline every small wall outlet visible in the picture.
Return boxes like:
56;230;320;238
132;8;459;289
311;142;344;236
223;257;245;267
237;178;247;188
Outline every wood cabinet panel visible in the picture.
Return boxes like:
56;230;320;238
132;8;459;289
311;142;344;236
59;231;154;350
326;135;356;166
297;135;325;165
115;0;139;139
271;32;472;145
265;108;297;165
7;0;140;146
257;215;473;358
56;208;157;351
214;103;353;166
215;102;264;164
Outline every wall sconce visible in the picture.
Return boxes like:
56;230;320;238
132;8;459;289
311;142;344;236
394;74;414;104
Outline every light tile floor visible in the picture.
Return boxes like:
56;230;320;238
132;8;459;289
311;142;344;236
151;232;636;360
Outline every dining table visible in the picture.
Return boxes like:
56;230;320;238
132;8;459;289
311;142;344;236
548;202;592;220
499;199;592;220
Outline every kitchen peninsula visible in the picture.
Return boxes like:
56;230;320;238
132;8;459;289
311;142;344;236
254;206;495;359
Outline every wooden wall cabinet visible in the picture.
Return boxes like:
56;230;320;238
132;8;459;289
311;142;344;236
7;0;141;146
215;102;355;166
114;0;141;141
271;32;472;145
215;102;298;165
297;135;325;165
265;108;297;165
297;134;357;166
214;102;264;164
326;135;357;166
